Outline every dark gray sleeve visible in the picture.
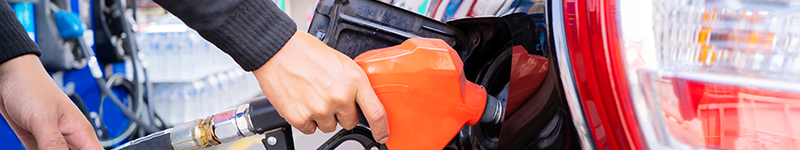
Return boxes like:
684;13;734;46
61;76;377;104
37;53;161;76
152;0;297;71
0;0;42;64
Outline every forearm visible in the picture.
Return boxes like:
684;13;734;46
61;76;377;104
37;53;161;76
152;0;297;71
0;1;42;64
0;1;46;102
0;1;47;98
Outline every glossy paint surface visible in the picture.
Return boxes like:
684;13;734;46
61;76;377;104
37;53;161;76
508;46;549;115
560;0;644;149
494;8;582;149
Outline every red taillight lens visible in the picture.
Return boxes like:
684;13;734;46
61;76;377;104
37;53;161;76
638;71;800;149
556;0;800;149
558;0;644;149
627;0;800;149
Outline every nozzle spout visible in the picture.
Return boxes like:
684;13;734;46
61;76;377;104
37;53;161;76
480;94;505;124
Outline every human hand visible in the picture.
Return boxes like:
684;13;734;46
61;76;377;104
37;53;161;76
252;30;390;143
0;54;102;150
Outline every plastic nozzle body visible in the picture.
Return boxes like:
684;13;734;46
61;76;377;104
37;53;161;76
354;38;489;150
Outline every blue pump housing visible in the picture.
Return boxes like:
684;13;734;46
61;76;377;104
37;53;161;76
54;10;85;39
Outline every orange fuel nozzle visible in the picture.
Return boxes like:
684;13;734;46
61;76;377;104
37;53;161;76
354;38;489;150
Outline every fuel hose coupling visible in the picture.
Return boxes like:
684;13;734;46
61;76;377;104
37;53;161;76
212;104;256;143
169;104;256;150
169;118;217;150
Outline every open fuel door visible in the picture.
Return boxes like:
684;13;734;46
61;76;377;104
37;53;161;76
307;0;468;60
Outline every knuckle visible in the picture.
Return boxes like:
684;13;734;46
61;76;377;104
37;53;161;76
339;108;357;117
341;119;358;130
346;71;365;84
316;118;338;133
310;106;330;118
320;126;335;133
329;93;350;106
284;117;307;128
347;65;365;78
356;75;368;86
310;111;327;119
295;122;316;135
323;83;348;98
299;128;315;134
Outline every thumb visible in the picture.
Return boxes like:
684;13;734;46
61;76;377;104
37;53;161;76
354;76;390;144
30;116;70;150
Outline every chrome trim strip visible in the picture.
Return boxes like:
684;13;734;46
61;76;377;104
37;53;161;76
549;0;596;149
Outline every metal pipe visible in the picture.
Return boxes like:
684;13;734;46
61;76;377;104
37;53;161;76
113;97;284;150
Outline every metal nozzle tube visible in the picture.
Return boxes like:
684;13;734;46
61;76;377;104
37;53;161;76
479;94;505;124
113;97;286;150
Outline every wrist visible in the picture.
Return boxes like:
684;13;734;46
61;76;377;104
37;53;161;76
0;54;50;97
254;30;312;73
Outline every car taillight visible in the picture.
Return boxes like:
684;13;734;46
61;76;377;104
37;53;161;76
554;0;800;149
625;0;800;149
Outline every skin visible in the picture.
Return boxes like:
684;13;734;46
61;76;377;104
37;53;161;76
254;30;390;143
0;54;102;150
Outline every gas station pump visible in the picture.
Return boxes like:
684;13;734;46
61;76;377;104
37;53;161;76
2;0;162;148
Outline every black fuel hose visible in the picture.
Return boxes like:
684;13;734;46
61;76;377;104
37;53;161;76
77;37;160;133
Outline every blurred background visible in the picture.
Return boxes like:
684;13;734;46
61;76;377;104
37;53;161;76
133;0;354;149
